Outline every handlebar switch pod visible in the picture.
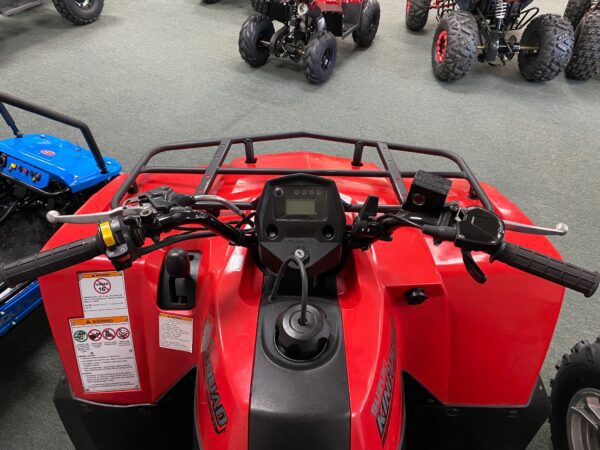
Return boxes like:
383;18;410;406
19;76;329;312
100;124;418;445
454;207;505;253
100;216;145;270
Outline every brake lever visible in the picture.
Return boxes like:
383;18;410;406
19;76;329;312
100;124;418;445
462;250;487;284
46;206;145;225
504;221;568;236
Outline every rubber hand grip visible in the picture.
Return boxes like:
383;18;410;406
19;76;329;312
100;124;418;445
0;236;102;288
492;242;599;297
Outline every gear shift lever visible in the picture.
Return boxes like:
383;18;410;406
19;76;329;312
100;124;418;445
166;248;191;279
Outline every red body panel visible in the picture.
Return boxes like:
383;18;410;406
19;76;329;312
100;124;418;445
40;152;564;449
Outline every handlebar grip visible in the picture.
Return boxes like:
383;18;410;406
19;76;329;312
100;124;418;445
0;236;103;288
492;242;599;297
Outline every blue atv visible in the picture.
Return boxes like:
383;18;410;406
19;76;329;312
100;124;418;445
0;92;120;336
0;0;103;25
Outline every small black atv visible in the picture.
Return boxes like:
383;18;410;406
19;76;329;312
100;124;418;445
0;0;103;25
430;0;575;82
563;0;600;80
239;0;381;83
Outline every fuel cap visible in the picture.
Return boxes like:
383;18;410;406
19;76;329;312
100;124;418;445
275;304;331;361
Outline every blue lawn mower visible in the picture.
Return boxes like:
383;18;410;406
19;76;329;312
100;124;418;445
0;92;120;336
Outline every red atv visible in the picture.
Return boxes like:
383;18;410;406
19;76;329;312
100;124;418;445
563;0;600;80
238;0;380;83
0;132;598;449
428;1;575;81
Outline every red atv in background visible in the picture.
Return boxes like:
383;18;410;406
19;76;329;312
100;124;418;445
563;0;600;80
421;1;574;81
0;131;599;449
238;0;380;83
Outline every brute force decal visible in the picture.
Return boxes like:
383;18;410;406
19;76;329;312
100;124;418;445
203;333;228;434
370;321;396;445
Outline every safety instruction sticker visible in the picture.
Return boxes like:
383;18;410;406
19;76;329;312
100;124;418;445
159;313;193;353
70;316;140;393
78;272;128;318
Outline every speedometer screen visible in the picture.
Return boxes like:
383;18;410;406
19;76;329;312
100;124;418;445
285;198;317;216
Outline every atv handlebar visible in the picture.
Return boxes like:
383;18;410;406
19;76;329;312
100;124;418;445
0;235;103;288
0;187;597;298
492;242;600;298
421;207;599;298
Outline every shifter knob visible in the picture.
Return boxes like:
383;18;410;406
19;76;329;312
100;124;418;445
165;248;190;279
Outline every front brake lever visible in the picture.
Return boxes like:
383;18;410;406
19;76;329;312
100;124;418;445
462;250;487;284
504;221;568;236
46;206;145;225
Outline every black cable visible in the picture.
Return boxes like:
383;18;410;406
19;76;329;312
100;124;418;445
174;218;251;232
135;231;217;257
379;212;426;230
269;255;309;326
236;212;256;229
0;199;19;225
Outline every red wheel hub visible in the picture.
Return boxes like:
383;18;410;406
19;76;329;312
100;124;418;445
406;0;411;13
436;30;447;63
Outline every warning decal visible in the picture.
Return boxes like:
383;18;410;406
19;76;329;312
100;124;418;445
70;316;140;393
159;313;193;353
79;272;128;318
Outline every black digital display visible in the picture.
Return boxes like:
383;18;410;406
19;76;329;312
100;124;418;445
286;198;317;216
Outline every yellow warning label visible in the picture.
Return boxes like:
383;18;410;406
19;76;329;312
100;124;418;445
159;313;193;353
70;316;129;326
78;271;128;318
159;312;193;322
79;271;121;278
70;315;139;392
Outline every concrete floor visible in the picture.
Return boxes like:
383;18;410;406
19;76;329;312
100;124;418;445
0;0;598;448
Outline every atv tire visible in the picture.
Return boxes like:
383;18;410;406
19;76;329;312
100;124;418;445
353;0;381;48
52;0;104;25
406;0;431;32
239;14;275;67
251;0;269;14
550;339;600;450
431;11;478;81
564;0;593;29
518;14;575;82
303;30;337;84
565;11;600;80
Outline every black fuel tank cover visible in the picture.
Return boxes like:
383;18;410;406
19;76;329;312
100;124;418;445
275;304;331;361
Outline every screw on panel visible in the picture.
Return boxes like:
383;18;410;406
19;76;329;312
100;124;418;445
404;288;429;305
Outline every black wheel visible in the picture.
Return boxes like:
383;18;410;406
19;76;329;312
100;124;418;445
353;0;381;48
518;14;575;82
251;0;269;14
239;14;275;68
431;11;478;81
566;11;600;80
550;339;600;450
203;0;221;4
52;0;104;25
405;0;431;32
303;30;338;84
564;0;593;29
